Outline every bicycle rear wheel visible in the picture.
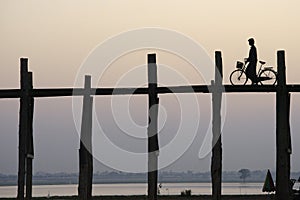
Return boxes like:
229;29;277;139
259;69;277;85
230;69;248;85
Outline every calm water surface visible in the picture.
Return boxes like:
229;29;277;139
0;182;265;198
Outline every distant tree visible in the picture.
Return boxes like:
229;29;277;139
239;169;251;182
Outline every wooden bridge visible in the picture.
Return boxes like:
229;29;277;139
0;50;298;200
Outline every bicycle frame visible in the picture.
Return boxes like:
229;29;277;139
230;59;277;85
241;61;270;78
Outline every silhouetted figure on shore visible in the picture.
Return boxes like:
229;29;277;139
245;38;258;84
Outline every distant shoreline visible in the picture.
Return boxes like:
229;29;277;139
0;194;276;200
0;180;265;187
2;170;295;187
1;170;299;187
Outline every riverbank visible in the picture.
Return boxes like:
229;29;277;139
0;195;276;200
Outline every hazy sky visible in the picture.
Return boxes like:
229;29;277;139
0;0;300;174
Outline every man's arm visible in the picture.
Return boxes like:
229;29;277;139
246;47;256;63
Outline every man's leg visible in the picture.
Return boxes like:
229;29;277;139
246;64;255;84
248;63;257;84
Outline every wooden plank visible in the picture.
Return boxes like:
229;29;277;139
0;89;20;98
17;58;29;200
78;75;93;200
147;54;159;200
211;51;223;200
25;72;34;200
276;50;292;200
2;84;300;99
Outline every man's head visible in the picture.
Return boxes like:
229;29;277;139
248;38;255;46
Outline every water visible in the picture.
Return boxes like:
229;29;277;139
0;182;265;198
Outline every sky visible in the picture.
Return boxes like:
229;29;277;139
0;0;300;174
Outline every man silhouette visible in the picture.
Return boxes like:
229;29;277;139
245;38;257;84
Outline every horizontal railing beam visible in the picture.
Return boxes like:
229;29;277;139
0;89;21;98
1;84;300;98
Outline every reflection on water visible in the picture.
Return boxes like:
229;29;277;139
0;182;264;198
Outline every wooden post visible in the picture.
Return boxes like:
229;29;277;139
147;54;159;200
17;58;29;200
25;72;34;200
211;51;223;200
78;75;93;200
276;50;292;200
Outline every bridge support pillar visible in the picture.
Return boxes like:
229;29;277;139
78;75;93;200
147;54;159;200
211;51;223;200
276;50;292;200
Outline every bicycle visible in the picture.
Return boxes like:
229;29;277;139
229;59;277;85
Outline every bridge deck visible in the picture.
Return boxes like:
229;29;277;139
0;84;299;98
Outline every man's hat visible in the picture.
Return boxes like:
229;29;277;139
248;38;255;44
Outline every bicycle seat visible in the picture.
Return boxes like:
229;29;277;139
259;61;266;65
264;67;273;70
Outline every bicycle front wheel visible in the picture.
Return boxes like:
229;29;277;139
259;69;277;85
230;69;248;85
